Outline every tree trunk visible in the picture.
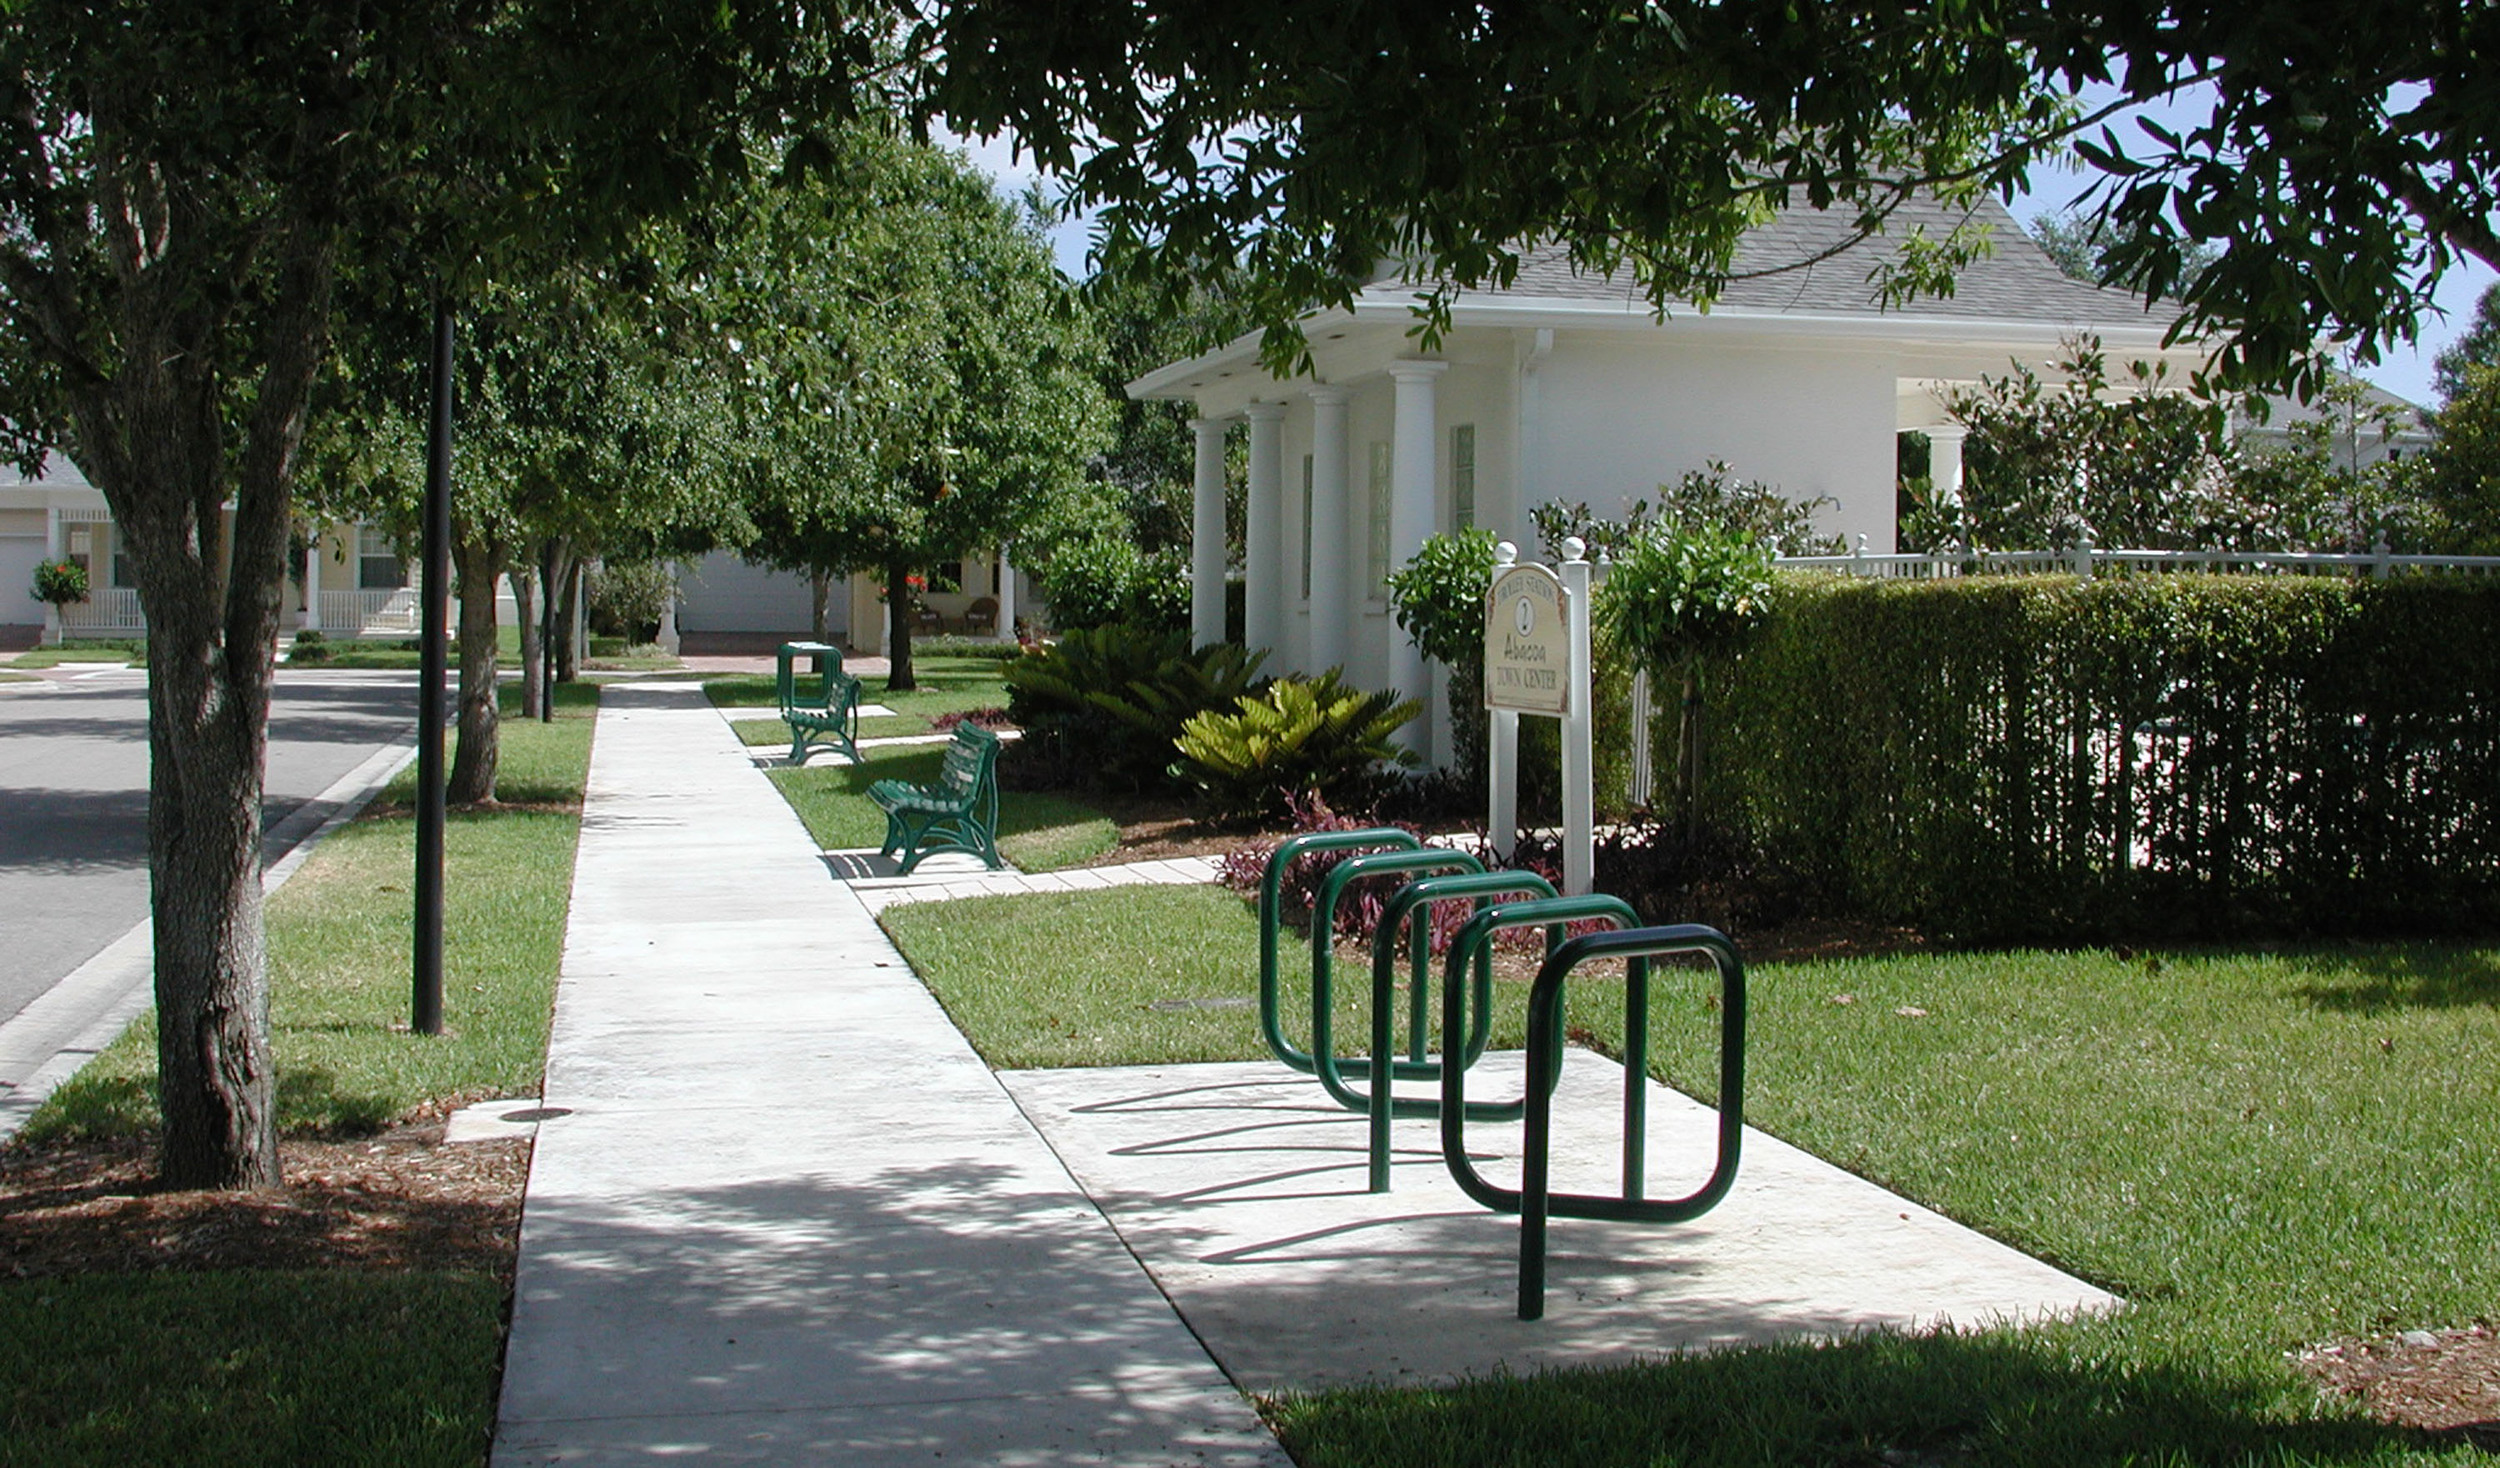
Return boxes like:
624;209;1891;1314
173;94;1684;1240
447;530;504;805
555;555;583;683
809;571;830;643
509;561;542;721
63;193;338;1193
886;559;917;691
537;538;574;719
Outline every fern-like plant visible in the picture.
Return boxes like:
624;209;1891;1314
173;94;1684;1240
1004;626;1269;790
1172;671;1420;821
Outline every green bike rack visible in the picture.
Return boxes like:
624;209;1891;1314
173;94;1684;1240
1360;869;1561;1193
1305;848;1486;1114
1434;901;1747;1320
1256;829;1422;1076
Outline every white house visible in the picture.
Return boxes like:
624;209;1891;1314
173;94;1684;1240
1126;195;2205;761
1;455;442;646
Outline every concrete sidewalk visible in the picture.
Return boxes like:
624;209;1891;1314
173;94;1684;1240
492;682;1283;1466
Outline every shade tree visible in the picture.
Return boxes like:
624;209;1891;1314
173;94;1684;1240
728;132;1111;688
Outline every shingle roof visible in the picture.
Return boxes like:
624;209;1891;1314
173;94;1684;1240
1481;195;2170;328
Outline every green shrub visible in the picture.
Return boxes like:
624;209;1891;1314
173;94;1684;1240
586;560;674;640
1003;625;1268;790
31;557;87;606
1173;672;1420;821
288;629;332;663
1708;572;2500;941
1036;536;1189;635
1386;528;1502;786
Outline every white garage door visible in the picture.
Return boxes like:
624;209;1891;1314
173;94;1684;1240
0;533;46;628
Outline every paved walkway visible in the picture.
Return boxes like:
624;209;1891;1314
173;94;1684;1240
492;682;1283;1466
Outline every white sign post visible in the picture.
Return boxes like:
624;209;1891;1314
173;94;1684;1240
1485;538;1597;893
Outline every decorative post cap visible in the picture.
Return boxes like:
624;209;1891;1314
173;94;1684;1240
1495;540;1518;567
1562;536;1587;563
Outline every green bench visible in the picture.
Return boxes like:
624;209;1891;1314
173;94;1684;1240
776;641;862;766
868;724;1003;874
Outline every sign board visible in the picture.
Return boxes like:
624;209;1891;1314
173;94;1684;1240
1484;562;1570;715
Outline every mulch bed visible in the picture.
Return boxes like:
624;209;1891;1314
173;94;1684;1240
2294;1325;2500;1446
1;1123;525;1279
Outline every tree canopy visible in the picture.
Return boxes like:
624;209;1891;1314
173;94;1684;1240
728;131;1110;685
924;1;2500;395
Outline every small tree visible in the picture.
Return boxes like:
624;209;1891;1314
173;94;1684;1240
1600;525;1775;837
31;557;87;607
2421;363;2500;553
1947;340;2271;551
1385;527;1501;783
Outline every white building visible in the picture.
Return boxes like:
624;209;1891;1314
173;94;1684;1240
1127;196;2203;761
2;455;437;646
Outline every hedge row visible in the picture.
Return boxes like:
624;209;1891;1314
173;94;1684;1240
1703;574;2500;941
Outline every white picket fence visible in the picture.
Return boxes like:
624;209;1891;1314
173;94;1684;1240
1773;535;2500;580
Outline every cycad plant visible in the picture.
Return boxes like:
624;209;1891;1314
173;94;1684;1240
1172;671;1420;822
1004;625;1268;789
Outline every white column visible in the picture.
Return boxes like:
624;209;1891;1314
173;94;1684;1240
1243;402;1286;659
655;561;680;654
995;545;1018;639
1386;360;1447;759
1306;388;1351;673
1926;425;1968;509
302;525;323;631
1190;416;1228;648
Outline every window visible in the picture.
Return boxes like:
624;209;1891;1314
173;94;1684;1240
109;526;136;589
1367;441;1392;594
1451;423;1476;530
1299;454;1314;601
926;561;963;594
358;525;406;590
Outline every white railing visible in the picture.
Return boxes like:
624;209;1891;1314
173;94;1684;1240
56;587;144;637
315;587;422;637
1774;535;2500;580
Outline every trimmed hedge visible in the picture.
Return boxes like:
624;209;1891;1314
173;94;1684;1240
1705;574;2500;941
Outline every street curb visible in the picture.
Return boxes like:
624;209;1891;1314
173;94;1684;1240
0;730;421;1144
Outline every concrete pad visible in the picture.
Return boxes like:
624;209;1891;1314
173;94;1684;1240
501;1217;1236;1420
1003;1057;2123;1395
445;1097;560;1144
497;682;1276;1466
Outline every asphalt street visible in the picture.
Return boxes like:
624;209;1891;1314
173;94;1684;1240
0;665;420;1029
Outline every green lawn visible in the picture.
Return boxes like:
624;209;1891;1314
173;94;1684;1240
3;682;597;1467
9;638;146;668
0;1272;507;1468
711;651;1011;738
887;885;2500;1466
29;682;596;1140
767;741;1114;872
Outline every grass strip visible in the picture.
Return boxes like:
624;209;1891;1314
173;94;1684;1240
881;884;1537;1070
0;1271;507;1468
6;681;596;1468
890;884;2500;1465
768;739;1114;872
28;680;597;1141
10;639;147;668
